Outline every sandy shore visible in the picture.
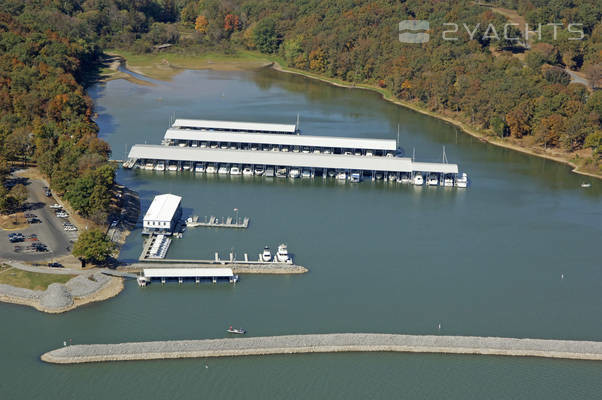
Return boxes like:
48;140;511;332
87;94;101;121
41;333;602;364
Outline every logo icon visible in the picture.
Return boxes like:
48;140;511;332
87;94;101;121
399;20;430;43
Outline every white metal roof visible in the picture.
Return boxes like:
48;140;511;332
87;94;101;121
143;268;234;278
129;145;459;174
173;119;296;134
143;194;182;222
164;128;397;151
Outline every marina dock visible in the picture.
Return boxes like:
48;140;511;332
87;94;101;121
186;215;249;229
41;333;602;364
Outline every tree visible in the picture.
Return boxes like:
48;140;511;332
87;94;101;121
224;14;241;33
195;15;208;34
253;18;279;54
9;184;28;210
72;229;116;265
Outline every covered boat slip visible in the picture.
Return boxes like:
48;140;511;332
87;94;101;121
164;128;397;154
172;119;297;134
128;145;459;175
138;267;239;286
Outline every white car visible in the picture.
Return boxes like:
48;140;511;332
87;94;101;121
56;211;69;218
49;204;62;209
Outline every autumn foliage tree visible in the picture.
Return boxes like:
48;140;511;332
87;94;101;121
224;14;241;33
195;15;208;34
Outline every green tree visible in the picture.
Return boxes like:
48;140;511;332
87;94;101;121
253;18;279;54
72;229;116;264
9;184;28;210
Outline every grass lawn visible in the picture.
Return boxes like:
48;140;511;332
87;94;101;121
0;265;75;291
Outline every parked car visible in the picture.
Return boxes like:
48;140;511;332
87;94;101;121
47;262;63;268
49;204;62;209
56;211;69;218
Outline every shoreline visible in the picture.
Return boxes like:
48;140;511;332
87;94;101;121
40;333;602;364
103;50;599;179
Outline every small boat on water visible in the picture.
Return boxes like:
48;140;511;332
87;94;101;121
275;243;293;264
413;174;424;186
289;168;300;178
276;167;287;178
154;161;165;171
265;167;275;177
230;165;242;175
194;163;205;173
218;164;230;174
301;169;312;179
350;172;361;182
336;171;347;180
260;246;272;262
227;326;246;334
443;175;454;187
254;166;265;176
427;175;439;186
581;182;591;188
206;164;217;174
242;165;253;176
456;172;469;188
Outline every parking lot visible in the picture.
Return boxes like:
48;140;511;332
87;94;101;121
0;173;80;262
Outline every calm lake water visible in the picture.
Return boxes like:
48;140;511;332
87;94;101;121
1;67;601;399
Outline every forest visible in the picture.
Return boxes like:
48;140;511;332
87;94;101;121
0;0;600;218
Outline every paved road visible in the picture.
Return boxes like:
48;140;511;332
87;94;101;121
0;174;78;262
565;68;591;88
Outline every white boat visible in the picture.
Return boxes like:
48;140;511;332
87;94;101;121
581;182;591;188
260;246;272;262
226;326;246;334
206;164;217;174
375;172;383;180
301;169;311;178
399;174;411;184
443;175;454;187
218;164;230;175
289;168;300;178
242;166;253;176
365;150;373;157
350;172;361;182
154;161;165;171
265;167;275;177
336;171;347;180
427;175;439;186
456;172;469;188
194;163;205;173
144;162;155;170
254;166;265;176
230;165;241;175
327;169;336;178
275;244;293;264
167;162;178;171
276;168;287;178
413;174;424;185
182;161;192;171
388;173;397;182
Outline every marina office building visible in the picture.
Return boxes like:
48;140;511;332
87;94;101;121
126;118;463;185
142;194;182;235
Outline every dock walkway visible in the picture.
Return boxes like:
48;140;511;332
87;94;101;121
186;216;249;229
41;333;602;364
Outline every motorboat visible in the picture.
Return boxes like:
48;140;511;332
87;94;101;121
260;246;272;262
289;168;300;178
281;146;289;152
206;164;217;174
455;172;469;188
327;169;336;178
400;174;411;184
581;182;591;188
336;171;347;180
230;165;242;175
144;162;154;170
242;166;253;176
226;327;246;334
200;141;207;148
443;175;454;187
218;164;230;174
167;162;178;171
154;161;165;171
413;174;424;185
275;244;293;264
365;150;373;157
301;169;312;178
194;163;205;173
265;167;275;177
375;172;383;180
276;168;287;178
350;172;361;182
254;166;265;176
182;161;192;171
427;175;439;186
388;173;397;182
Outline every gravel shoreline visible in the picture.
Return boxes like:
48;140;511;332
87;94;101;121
41;333;602;364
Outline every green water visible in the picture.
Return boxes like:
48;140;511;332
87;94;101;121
1;68;601;399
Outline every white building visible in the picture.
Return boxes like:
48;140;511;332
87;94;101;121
143;194;182;235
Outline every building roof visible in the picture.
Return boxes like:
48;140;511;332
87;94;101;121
164;128;397;151
143;268;234;278
143;194;182;222
173;119;297;134
129;145;459;174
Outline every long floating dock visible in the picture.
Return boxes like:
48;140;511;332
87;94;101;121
186;215;249;229
40;333;602;364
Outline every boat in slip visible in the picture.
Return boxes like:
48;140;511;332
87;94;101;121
388;173;398;182
413;174;424;185
144;162;155;170
265;167;275;177
260;246;272;262
226;326;246;334
443;174;454;187
167;161;178;171
194;163;205;173
276;167;287;178
455;172;469;188
289;168;300;178
254;166;265;176
350;172;361;182
427;174;439;186
242;165;253;176
336;171;347;180
230;165;242;175
206;164;217;174
182;161;193;171
218;164;230;174
301;169;312;179
275;244;293;264
154;161;165;171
